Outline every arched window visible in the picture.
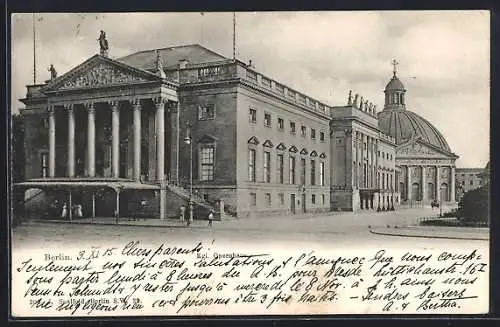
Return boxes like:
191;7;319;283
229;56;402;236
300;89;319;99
440;183;449;202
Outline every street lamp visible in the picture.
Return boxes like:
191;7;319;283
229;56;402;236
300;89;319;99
184;123;194;225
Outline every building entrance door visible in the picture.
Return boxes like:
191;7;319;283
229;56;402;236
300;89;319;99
290;194;296;214
301;193;306;213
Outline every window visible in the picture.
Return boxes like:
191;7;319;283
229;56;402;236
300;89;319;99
200;146;215;181
250;193;257;207
249;108;257;123
278;118;284;130
312;194;316;204
248;149;256;182
386;153;389;160
277;154;284;184
322;194;325;204
198;104;215;120
320;162;325;186
382;172;385;189
470;180;473;186
265;193;271;207
311;129;316;140
264;113;272;127
264;151;271;183
301;125;306;137
279;193;285;205
310;160;316;186
290;122;296;133
320;132;325;142
378;151;381;157
40;152;48;177
289;156;296;184
389;174;393;189
199;66;221;77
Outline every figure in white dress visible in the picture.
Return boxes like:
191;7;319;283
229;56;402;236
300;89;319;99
76;204;83;218
61;203;68;218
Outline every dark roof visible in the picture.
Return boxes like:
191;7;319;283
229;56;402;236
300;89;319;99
385;75;406;91
378;108;451;152
117;44;228;70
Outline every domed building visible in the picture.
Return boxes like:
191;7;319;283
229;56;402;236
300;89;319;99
378;67;459;205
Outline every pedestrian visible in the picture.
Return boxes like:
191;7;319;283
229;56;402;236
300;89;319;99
76;204;83;218
61;202;67;219
208;210;214;227
179;205;186;221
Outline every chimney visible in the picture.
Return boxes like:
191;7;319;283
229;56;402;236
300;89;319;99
179;59;189;69
248;60;253;68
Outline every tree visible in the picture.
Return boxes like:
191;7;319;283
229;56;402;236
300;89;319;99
457;184;490;225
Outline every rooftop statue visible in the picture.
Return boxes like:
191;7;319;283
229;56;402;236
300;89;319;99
98;30;109;56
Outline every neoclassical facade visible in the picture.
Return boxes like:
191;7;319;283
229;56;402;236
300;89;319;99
378;70;458;206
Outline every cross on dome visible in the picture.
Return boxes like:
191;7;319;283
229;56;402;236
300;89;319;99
391;59;399;76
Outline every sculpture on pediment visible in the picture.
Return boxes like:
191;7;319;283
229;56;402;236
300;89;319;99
48;64;57;80
98;30;109;56
353;94;359;108
347;90;353;105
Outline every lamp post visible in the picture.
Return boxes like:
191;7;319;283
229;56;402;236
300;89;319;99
184;123;194;225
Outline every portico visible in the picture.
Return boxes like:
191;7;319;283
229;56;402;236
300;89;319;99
20;53;180;220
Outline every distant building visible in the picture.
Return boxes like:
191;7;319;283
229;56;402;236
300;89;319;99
455;168;484;202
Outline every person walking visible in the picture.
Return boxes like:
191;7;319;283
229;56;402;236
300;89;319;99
208;210;214;227
61;202;67;219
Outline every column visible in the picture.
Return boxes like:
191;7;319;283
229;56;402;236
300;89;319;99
86;103;96;177
155;97;165;182
169;102;180;182
48;106;56;177
360;133;365;188
406;165;411;201
450;166;456;202
421;165;426;201
66;104;75;178
354;131;359;188
111;101;120;178
375;139;379;188
132;100;141;181
435;166;440;202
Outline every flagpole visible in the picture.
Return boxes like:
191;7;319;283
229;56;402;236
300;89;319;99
33;13;36;84
232;12;236;60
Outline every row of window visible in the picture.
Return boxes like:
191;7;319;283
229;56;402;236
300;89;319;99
248;149;325;186
249;108;326;141
378;150;393;161
249;192;326;207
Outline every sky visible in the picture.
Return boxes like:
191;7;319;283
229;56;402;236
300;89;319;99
11;11;490;168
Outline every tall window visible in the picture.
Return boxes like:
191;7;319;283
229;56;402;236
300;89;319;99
382;172;385;189
312;194;316;204
248;149;256;182
277;154;284;184
289;156;296;184
301;125;306;137
320;132;325;142
40;152;48;177
310;160;316;186
200;146;215;181
311;129;316;140
264;113;271;127
249;108;257;123
300;158;306;185
265;193;271;207
198;104;215;120
389;174;393;189
264;151;271;183
250;193;257;207
278;118;284;130
290;122;296;133
319;162;325;186
279;193;285;205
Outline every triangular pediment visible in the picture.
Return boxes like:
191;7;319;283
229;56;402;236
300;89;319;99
263;140;274;148
248;136;260;145
310;150;318;157
289;145;298;153
276;143;287;151
300;148;309;155
198;134;218;143
396;137;455;158
44;55;161;92
319;152;327;159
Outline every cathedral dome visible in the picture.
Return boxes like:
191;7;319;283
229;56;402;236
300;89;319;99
378;109;451;152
